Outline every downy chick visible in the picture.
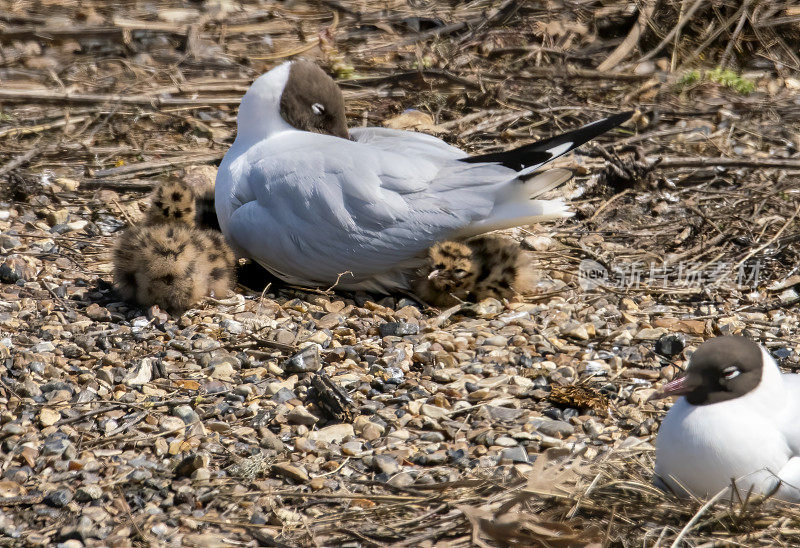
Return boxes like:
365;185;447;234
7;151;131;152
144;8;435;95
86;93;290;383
146;177;219;231
413;235;536;307
146;179;196;226
113;224;235;313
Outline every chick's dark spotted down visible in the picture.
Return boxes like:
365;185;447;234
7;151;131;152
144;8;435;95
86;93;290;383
146;179;197;226
113;224;235;313
413;235;538;307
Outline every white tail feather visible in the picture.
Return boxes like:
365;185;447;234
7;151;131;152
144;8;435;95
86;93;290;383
454;169;573;239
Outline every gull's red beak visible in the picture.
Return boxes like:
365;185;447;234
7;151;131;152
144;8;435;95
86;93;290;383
648;375;693;401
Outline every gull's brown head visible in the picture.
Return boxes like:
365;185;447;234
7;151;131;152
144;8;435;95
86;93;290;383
652;336;764;406
279;60;348;139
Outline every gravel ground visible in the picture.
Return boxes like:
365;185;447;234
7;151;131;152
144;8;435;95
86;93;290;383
3;0;800;546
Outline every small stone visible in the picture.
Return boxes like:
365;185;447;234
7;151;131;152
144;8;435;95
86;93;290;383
284;345;321;373
486;406;524;421
32;342;56;353
562;323;590;340
287;406;318;426
379;322;419;337
191;467;211;481
531;418;574;438
583;419;604;438
494;436;518;447
85;303;111;322
482;335;508;346
75;484;103;502
123;358;153;386
369;455;399;475
636;327;667;341
46;208;69;227
220;319;243;334
45;489;73;507
308;424;354;444
655;333;686;357
272;462;309;483
416;451;447;465
420;404;448;420
38;408;60;427
361;423;383;441
500;446;529;463
309;477;326;490
2;423;24;437
387;472;414;487
420;432;445;443
210;361;235;380
341;441;362;456
259;430;285;452
0;234;21;250
43;434;72;456
173;405;201;425
272;387;297;403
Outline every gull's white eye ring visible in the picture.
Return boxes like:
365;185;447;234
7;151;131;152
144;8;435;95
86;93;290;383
311;103;325;115
722;366;741;380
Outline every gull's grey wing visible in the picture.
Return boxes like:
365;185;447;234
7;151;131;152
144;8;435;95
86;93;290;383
349;126;465;160
225;131;517;287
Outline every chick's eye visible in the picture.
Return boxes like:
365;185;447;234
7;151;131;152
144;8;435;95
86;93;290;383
311;103;325;115
722;366;741;380
454;268;468;278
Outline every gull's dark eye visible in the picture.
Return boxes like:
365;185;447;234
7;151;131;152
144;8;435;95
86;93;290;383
311;103;325;115
722;366;741;380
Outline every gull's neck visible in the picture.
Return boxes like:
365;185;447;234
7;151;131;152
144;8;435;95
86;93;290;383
733;347;786;412
233;62;296;146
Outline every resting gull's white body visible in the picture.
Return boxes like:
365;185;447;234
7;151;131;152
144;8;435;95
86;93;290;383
215;60;629;291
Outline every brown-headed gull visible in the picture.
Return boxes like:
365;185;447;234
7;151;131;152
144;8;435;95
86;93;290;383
215;59;632;292
654;336;800;501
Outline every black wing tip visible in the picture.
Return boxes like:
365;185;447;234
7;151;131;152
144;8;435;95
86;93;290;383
573;110;636;141
461;110;635;170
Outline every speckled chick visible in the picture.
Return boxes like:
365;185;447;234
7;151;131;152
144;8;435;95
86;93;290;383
113;224;235;313
146;179;197;226
414;235;536;307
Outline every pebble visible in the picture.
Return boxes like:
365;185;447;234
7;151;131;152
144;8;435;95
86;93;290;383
272;463;309;483
287;406;319;426
75;485;103;502
531;418;574;438
655;333;686;357
379;322;419;337
482;335;508;346
500;446;529;463
123;358;153;386
308;424;354;444
45;489;73;507
173;405;201;425
284;346;322;373
367;455;400;475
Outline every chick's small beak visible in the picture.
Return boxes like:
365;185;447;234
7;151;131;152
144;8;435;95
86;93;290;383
427;269;441;280
647;375;693;401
